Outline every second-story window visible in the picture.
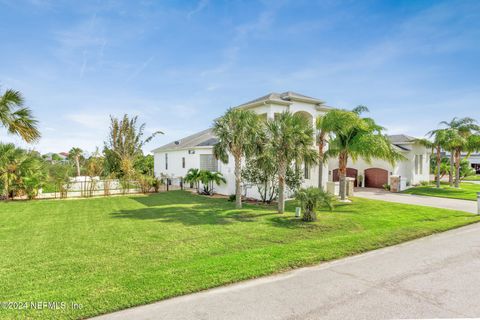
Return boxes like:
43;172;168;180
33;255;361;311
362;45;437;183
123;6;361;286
165;153;168;170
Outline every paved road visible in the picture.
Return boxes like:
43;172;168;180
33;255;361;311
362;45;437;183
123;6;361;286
354;188;478;214
93;222;480;320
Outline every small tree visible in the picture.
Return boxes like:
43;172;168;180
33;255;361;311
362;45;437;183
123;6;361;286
295;187;335;222
68;147;83;177
199;170;226;195
184;168;202;193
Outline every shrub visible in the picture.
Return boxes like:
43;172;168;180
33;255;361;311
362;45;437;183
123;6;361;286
295;187;335;222
228;194;236;202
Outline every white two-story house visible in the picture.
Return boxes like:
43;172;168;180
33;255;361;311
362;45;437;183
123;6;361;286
152;92;431;198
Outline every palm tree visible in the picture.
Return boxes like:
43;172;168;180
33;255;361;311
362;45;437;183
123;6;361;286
184;168;202;193
440;117;480;188
199;170;226;195
323;106;403;201
0;143;46;199
266;112;318;214
295;187;335;222
213;108;261;209
415;129;451;188
68;147;83;177
0;88;40;143
316;115;328;189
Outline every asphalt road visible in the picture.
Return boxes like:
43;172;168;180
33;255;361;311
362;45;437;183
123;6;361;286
92;222;480;320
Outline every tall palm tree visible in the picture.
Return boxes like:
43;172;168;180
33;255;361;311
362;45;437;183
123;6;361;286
68;147;83;177
440;117;480;188
0;88;40;143
323;106;403;200
266;112;317;214
213;108;261;209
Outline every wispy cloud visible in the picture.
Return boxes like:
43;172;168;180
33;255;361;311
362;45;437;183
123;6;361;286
187;0;209;19
125;56;155;82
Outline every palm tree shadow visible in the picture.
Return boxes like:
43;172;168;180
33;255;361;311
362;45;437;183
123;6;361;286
112;193;279;226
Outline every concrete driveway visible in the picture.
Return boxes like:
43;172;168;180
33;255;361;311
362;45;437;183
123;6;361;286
92;222;480;320
354;188;478;214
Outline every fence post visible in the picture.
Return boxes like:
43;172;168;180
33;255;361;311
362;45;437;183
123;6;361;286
180;177;183;190
167;179;170;191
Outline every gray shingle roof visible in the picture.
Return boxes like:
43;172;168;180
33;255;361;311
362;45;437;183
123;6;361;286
387;134;416;144
236;91;324;108
152;128;218;152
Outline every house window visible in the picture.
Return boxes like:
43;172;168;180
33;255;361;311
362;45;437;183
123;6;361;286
419;155;423;174
182;157;185;168
200;154;218;172
165;153;168;170
414;154;423;175
188;150;195;154
304;164;310;179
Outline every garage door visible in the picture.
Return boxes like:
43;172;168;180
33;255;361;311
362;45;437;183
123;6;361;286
332;168;358;187
364;168;388;188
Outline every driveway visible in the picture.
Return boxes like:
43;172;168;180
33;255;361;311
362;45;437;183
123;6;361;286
354;188;478;213
92;222;480;320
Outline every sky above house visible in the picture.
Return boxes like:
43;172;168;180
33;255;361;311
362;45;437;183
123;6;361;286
1;0;479;154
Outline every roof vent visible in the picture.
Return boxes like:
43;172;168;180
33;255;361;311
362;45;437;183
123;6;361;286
174;141;180;145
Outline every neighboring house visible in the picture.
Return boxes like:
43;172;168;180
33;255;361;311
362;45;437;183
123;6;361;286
152;92;431;198
463;152;480;174
327;134;431;188
43;152;69;163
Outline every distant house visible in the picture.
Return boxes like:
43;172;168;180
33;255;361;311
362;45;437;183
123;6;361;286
464;153;480;174
152;92;431;198
43;152;69;163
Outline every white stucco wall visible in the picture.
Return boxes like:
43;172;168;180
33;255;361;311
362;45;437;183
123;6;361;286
327;144;431;186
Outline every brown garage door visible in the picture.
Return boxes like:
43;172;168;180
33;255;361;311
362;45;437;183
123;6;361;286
332;168;358;187
364;168;388;188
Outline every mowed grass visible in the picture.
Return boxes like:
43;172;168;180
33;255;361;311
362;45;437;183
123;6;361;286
464;175;480;181
1;191;479;319
403;182;480;201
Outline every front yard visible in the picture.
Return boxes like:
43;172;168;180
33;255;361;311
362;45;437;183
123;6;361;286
1;191;479;319
403;182;480;201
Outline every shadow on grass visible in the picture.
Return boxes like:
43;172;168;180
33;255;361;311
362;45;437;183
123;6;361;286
118;191;357;228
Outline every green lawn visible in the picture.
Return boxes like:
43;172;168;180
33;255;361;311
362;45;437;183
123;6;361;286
464;175;480;181
1;191;478;319
403;182;480;201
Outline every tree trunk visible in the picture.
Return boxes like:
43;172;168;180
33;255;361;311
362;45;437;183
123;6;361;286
75;156;81;177
449;152;454;187
454;150;460;188
302;209;317;222
318;138;324;189
234;154;242;209
338;152;348;201
436;146;441;188
277;161;287;214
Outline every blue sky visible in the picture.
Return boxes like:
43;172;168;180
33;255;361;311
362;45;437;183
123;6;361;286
1;0;479;154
